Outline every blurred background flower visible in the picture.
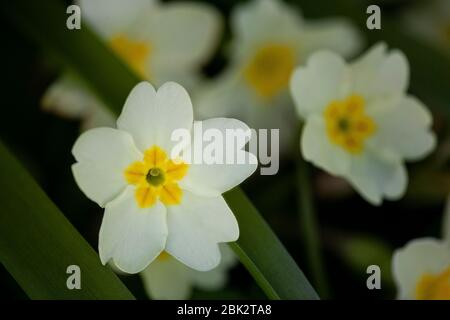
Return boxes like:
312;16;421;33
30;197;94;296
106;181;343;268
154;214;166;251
195;0;362;151
403;0;450;53
140;245;237;300
42;0;222;129
291;43;436;205
392;197;450;299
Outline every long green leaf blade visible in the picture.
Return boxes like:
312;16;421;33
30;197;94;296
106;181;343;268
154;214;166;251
1;0;138;114
225;189;319;299
0;141;135;299
3;0;319;299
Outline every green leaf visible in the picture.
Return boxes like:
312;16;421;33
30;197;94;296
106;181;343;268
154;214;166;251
1;0;139;114
336;234;394;289
3;0;319;300
0;141;135;299
225;189;319;299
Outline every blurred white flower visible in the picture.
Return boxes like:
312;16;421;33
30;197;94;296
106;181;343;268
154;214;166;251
72;81;256;273
140;245;237;299
290;43;436;205
196;0;362;150
403;0;450;51
392;197;450;300
42;0;222;129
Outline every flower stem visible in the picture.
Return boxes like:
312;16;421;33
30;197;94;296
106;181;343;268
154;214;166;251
297;155;330;298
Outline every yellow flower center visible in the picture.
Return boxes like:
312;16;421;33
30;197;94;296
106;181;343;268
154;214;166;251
124;146;188;208
157;251;171;262
415;266;450;300
110;34;152;79
324;94;376;154
243;43;295;100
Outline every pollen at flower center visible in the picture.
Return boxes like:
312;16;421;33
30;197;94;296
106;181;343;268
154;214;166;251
157;251;171;262
243;43;295;100
124;146;188;208
146;168;165;186
110;34;152;79
324;94;376;154
415;266;450;300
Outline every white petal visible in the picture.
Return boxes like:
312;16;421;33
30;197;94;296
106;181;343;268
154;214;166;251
373;50;409;97
165;192;239;271
77;0;154;38
350;43;387;95
191;244;237;290
302;19;363;58
117;81;193;152
383;163;408;201
42;74;94;118
369;96;436;161
195;69;248;121
42;74;116;130
150;2;222;71
81;104;116;131
154;82;194;151
347;151;407;205
218;244;238;269
191;267;227;291
392;238;450;299
351;43;409;99
290;51;348;118
180;118;257;197
231;0;302;50
116;82;157;149
140;255;192;300
107;261;129;276
72;127;142;207
301;116;352;176
99;186;168;274
195;68;297;153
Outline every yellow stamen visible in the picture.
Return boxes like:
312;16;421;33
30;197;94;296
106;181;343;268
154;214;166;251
157;251;171;262
144;146;167;167
110;34;151;79
124;161;149;185
165;160;189;181
243;43;295;100
324;94;376;154
123;146;188;208
159;183;183;205
416;266;450;300
135;186;157;208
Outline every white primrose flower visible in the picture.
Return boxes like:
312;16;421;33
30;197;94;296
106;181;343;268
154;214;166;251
290;43;436;205
42;0;222;129
392;197;450;300
140;244;237;299
403;0;450;51
196;0;362;150
72;81;257;273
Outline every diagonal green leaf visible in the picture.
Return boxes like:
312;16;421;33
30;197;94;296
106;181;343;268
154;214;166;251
0;141;135;299
225;189;319;299
1;0;138;114
3;0;319;300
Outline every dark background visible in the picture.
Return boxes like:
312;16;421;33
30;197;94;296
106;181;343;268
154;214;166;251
0;0;447;299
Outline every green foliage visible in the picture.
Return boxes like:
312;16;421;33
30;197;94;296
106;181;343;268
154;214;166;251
0;141;135;299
